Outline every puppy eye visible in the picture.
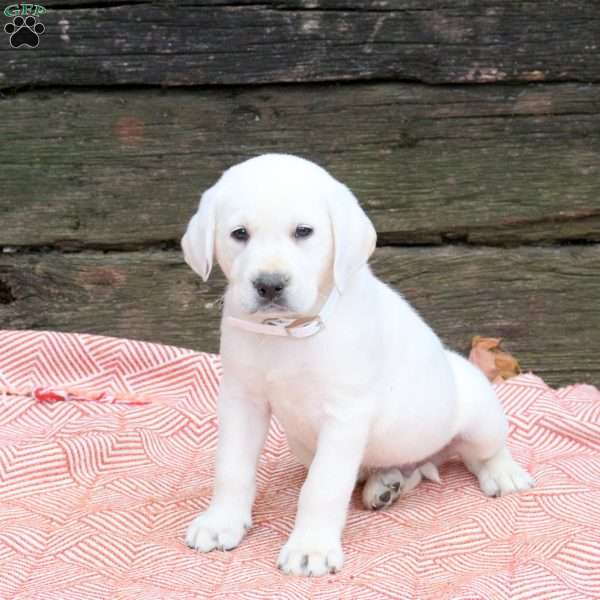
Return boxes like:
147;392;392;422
294;226;313;239
231;227;249;242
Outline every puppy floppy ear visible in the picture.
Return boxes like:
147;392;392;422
181;187;217;282
328;183;377;293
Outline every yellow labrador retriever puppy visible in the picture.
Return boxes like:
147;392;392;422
182;154;534;576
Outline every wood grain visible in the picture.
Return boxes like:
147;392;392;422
2;84;599;248
1;245;598;387
2;1;599;88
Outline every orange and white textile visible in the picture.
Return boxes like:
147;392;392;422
0;330;599;599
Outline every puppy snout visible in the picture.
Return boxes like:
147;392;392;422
253;273;289;302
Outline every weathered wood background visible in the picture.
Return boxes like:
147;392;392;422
1;1;599;386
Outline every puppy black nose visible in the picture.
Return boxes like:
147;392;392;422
253;273;288;302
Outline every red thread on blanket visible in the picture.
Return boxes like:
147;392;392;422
33;387;70;402
24;386;151;404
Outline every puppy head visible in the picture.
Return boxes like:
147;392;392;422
182;154;376;317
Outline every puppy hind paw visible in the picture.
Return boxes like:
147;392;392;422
362;463;441;510
362;468;400;510
362;467;406;510
475;452;535;497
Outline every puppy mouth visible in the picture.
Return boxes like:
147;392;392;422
253;301;290;314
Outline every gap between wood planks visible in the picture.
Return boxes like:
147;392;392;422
2;239;598;256
34;2;538;16
2;77;598;97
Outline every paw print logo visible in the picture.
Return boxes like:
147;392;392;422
4;15;45;48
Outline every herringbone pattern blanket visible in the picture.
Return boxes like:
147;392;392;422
0;330;598;599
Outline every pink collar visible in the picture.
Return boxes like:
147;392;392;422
224;287;340;338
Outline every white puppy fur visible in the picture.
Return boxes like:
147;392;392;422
182;154;534;576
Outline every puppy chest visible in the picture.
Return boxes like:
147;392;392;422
264;368;326;441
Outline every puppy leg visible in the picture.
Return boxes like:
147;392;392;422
278;419;368;576
449;351;534;497
186;377;270;552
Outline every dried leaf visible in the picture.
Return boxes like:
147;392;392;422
469;335;521;383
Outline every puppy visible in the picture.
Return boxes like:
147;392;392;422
182;154;534;576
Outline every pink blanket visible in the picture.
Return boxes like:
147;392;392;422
1;330;599;599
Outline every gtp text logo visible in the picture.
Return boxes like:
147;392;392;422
4;4;46;48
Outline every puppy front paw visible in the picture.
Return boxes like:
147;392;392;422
185;509;250;552
277;531;343;576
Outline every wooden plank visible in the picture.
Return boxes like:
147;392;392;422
2;1;600;88
2;84;599;248
1;245;598;388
